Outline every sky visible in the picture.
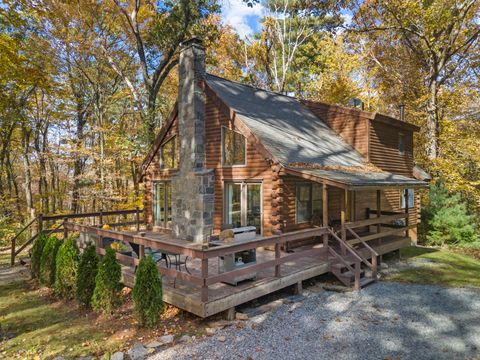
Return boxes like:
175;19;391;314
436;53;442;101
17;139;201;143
220;0;264;38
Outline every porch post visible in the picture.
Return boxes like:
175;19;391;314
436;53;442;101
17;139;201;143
322;184;328;248
404;189;409;238
376;190;381;234
340;189;346;255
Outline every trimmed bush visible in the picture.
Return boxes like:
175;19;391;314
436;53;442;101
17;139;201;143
76;242;99;307
31;232;47;278
92;246;122;313
54;237;79;299
40;236;62;286
133;255;164;327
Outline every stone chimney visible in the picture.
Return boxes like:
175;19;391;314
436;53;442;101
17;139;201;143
171;37;214;243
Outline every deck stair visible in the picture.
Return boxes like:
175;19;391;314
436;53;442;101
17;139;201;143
327;227;378;290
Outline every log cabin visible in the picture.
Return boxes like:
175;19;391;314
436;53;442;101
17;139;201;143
63;37;429;318
140;37;428;246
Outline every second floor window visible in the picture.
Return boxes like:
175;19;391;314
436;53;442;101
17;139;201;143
222;127;246;166
398;133;405;155
161;136;177;169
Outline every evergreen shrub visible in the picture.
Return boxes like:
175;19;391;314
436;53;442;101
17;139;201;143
75;242;99;307
39;236;62;286
55;237;79;298
92;246;122;313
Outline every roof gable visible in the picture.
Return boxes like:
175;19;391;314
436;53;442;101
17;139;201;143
205;74;366;169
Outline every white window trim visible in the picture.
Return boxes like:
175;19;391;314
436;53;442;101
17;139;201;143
398;132;406;155
400;188;414;209
221;126;247;168
223;181;263;234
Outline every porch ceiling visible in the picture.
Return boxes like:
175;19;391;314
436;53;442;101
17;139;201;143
284;167;429;190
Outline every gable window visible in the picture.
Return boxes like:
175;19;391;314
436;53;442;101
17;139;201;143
153;181;172;229
222;127;246;166
400;188;414;209
398;133;405;155
296;183;323;223
161;136;177;169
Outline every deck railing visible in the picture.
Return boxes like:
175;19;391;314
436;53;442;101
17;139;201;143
10;208;143;266
63;223;328;302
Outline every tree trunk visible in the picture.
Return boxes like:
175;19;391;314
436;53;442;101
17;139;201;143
21;126;35;228
71;104;86;213
426;79;439;159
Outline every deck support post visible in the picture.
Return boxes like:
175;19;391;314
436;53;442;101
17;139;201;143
38;213;43;235
372;253;378;280
340;189;347;256
10;237;15;266
63;217;68;239
322;184;328;250
293;281;303;295
223;307;236;321
275;243;281;277
404;189;409;238
99;209;103;226
376;190;381;234
201;258;209;302
354;262;361;290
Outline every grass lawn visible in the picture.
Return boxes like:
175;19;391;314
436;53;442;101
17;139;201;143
0;275;205;359
384;246;480;288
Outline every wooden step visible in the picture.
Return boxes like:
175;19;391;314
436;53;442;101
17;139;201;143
359;277;376;288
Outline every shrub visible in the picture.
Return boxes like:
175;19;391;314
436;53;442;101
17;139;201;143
76;242;99;307
422;181;479;246
92;246;122;313
39;236;62;286
133;255;164;327
31;232;47;279
55;237;79;299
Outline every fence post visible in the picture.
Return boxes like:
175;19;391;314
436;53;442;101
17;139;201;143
10;237;15;266
63;217;68;239
38;213;43;235
99;209;103;226
135;207;140;232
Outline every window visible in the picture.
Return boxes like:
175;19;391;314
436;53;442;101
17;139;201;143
224;182;262;234
400;189;414;209
161;136;177;169
153;181;172;228
398;133;405;155
296;183;323;223
222;127;246;166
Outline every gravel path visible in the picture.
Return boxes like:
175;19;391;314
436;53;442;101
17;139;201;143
149;282;480;360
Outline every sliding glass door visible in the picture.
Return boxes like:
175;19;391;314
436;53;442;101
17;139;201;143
225;182;262;234
153;181;172;229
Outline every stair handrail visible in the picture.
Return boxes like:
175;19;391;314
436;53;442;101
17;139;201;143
328;246;356;275
345;226;378;280
328;227;376;276
10;216;38;266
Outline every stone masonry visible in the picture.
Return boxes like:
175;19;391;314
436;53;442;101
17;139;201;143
171;37;215;243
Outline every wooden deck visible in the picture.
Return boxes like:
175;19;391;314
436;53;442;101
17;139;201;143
65;217;413;318
123;244;329;317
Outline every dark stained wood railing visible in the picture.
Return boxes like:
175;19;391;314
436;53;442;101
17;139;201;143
63;223;328;302
10;208;143;266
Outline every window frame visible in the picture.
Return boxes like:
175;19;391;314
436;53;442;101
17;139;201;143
152;180;172;229
223;181;263;234
221;126;247;167
400;188;414;209
160;135;177;170
398;132;405;155
295;183;323;224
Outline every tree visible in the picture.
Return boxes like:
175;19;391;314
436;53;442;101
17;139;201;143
55;237;79;299
31;233;47;279
39;236;62;286
352;0;480;159
421;181;478;246
92;247;122;313
105;0;220;141
76;242;99;307
133;255;164;327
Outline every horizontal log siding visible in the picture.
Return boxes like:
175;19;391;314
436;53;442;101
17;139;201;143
204;94;275;236
302;100;370;158
143;118;178;227
369;121;414;176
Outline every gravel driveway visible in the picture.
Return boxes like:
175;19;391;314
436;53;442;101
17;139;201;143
149;282;480;360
